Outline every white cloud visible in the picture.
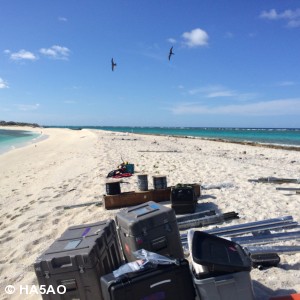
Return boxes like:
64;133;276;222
58;17;68;22
224;32;234;39
188;85;258;101
170;99;300;116
260;9;279;20
189;85;235;97
10;49;37;61
0;78;9;89
39;45;70;60
278;81;296;86
260;8;300;28
182;28;209;47
167;38;177;44
15;103;40;111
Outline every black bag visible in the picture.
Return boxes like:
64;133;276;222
250;252;280;269
100;259;196;300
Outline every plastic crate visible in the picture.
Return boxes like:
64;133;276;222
193;271;255;300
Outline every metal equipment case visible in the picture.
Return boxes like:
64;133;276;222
100;259;196;300
115;201;184;262
34;220;123;300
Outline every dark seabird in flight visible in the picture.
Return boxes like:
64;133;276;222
111;58;117;71
168;46;174;61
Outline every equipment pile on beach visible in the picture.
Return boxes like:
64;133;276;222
33;170;300;300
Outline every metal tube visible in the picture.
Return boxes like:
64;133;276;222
178;213;239;230
204;216;294;236
276;187;300;191
180;223;298;242
244;245;300;255
176;210;216;223
231;230;300;245
207;222;299;237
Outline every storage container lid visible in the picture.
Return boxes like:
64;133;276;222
191;231;251;273
116;201;177;235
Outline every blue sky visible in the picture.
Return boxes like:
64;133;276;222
0;0;300;127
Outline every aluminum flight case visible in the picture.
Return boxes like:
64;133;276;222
100;259;196;300
115;201;184;262
34;219;123;300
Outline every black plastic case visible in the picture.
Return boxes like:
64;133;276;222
191;231;251;278
250;252;280;269
100;259;196;300
171;185;197;214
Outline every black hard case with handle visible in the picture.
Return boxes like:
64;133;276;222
100;259;195;300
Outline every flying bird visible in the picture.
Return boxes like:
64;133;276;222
168;46;174;61
111;58;117;71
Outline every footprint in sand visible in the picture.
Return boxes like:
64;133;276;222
18;221;31;229
42;186;54;190
19;206;30;213
1;236;14;243
10;214;21;221
52;219;59;225
37;213;50;219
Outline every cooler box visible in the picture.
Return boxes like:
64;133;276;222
115;201;184;262
171;184;197;214
34;220;123;300
100;259;195;300
125;163;134;174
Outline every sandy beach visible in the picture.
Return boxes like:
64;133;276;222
0;126;299;300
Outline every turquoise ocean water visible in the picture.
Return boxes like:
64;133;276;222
0;129;41;154
48;126;300;147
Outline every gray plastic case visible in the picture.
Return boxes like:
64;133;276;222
115;201;184;262
34;219;123;300
193;271;255;300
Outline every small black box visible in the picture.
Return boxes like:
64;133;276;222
100;259;196;300
171;184;197;214
250;252;280;269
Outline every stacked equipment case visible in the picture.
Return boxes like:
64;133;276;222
34;220;123;300
115;201;184;262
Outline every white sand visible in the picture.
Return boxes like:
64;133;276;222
0;127;299;299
